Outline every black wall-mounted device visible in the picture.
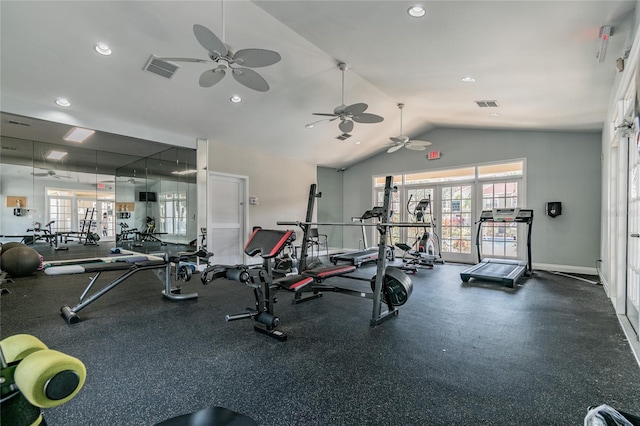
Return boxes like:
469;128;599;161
545;201;562;218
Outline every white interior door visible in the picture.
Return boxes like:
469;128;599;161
627;130;640;337
207;173;247;265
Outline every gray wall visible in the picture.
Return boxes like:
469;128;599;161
336;128;602;269
317;167;344;248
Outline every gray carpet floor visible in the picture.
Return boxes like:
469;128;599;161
1;244;639;425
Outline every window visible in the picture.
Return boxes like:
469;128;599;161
49;197;72;232
372;159;525;261
481;182;520;257
159;192;187;236
477;162;524;179
405;167;475;184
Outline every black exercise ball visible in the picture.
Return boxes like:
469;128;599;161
1;246;40;277
0;242;27;255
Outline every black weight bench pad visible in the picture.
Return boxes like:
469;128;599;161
244;228;295;259
169;252;192;263
303;264;356;280
132;260;167;268
273;275;314;292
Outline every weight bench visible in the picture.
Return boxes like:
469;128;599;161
53;251;198;324
202;228;315;341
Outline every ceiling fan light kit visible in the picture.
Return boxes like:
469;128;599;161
307;62;384;135
387;103;432;153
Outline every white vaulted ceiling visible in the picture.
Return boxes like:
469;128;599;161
0;1;636;169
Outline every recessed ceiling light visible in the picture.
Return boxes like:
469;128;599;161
461;77;476;83
490;112;502;117
94;43;112;56
46;150;68;160
408;5;426;18
64;127;95;143
230;95;242;103
55;98;70;107
355;141;361;145
305;123;314;129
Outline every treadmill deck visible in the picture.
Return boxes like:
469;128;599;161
460;258;528;287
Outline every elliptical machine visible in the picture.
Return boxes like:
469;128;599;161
395;194;443;270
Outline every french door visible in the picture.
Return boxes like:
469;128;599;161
440;184;474;263
627;130;640;336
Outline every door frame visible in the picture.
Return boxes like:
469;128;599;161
206;171;248;265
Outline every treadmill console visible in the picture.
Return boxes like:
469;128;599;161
479;208;533;223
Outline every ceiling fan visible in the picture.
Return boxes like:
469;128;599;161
159;1;281;92
31;169;74;179
306;63;383;134
387;103;432;153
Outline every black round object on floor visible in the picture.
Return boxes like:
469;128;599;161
155;406;258;426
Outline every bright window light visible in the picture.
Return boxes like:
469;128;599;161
46;150;68;160
171;169;198;175
64;127;95;143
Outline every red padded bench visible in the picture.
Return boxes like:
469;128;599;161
302;264;356;281
273;275;314;292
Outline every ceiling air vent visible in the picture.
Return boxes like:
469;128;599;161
144;55;179;79
336;133;352;141
475;100;499;108
7;120;30;127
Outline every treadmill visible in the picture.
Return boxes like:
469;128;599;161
460;208;533;287
331;207;387;267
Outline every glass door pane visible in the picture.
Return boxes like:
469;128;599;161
440;184;473;261
405;187;435;250
375;189;400;247
49;197;72;232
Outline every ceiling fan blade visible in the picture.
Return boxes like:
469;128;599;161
31;172;48;177
352;113;384;124
339;119;354;134
312;113;338;117
406;143;428;151
193;24;228;57
199;69;225;87
408;139;433;147
233;49;281;68
343;103;368;116
232;67;269;92
390;135;410;144
305;117;338;128
158;57;212;64
387;144;404;153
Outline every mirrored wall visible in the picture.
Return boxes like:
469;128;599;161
0;134;197;257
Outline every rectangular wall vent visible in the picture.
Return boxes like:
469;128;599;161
336;133;352;141
475;100;499;108
7;120;30;127
144;55;179;79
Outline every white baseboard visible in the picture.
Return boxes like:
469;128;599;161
533;263;597;276
617;314;640;369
